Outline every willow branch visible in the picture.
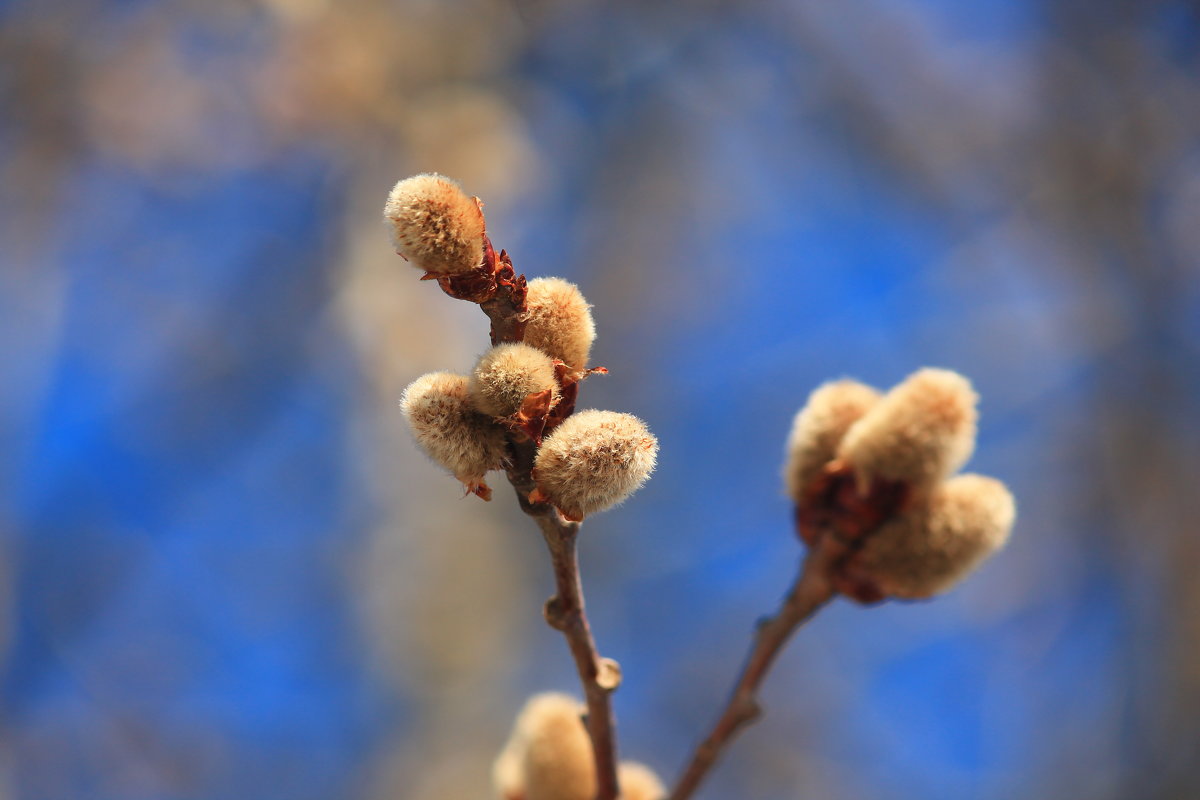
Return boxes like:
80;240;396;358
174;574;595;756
669;540;840;800
464;250;620;800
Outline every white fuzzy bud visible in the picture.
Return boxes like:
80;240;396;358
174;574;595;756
523;277;596;372
383;173;485;274
848;473;1015;599
837;368;977;491
534;410;658;521
492;693;666;800
618;762;665;800
492;693;594;800
783;379;881;502
470;343;561;417
400;372;508;494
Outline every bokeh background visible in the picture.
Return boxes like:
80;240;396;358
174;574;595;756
2;1;1199;798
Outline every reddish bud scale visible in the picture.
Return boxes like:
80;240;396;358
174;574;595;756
796;460;909;547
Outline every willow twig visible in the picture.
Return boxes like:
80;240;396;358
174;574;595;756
669;540;841;800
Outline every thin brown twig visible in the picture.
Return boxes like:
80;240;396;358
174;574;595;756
537;509;623;800
669;540;841;800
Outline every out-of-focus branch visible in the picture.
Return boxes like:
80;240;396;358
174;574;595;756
669;539;840;800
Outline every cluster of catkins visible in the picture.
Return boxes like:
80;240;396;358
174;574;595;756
783;368;1016;601
390;173;658;519
493;694;664;800
385;172;1017;800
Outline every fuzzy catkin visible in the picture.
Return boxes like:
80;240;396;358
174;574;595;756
534;410;658;520
492;693;595;800
492;694;665;800
783;379;881;502
470;343;561;417
849;473;1015;599
618;762;666;800
492;738;525;800
837;368;977;492
523;277;596;371
383;173;484;274
400;372;507;486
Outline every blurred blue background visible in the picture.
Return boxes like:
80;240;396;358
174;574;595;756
1;1;1198;798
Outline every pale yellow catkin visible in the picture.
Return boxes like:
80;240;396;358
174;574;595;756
618;762;666;800
400;372;508;488
523;277;596;372
534;410;658;520
837;368;978;491
783;379;881;503
383;173;484;274
492;739;525;800
491;693;665;800
491;693;596;800
470;343;561;417
849;473;1016;599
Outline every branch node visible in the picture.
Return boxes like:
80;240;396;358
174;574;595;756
596;657;623;692
543;595;568;630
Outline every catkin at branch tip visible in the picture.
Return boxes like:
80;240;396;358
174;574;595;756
493;693;595;800
848;473;1016;599
400;371;507;489
523;277;596;372
837;367;978;492
784;379;881;502
493;692;667;800
534;410;658;521
383;173;484;274
470;342;561;417
618;762;667;800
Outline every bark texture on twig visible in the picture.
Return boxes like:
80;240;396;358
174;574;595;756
669;540;841;800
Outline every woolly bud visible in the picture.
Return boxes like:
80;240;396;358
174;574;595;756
783;379;881;503
492;693;595;800
837;368;977;492
534;410;658;521
523;277;596;372
844;473;1015;600
470;343;561;417
492;737;525;800
618;762;666;800
383;173;485;274
400;372;508;497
